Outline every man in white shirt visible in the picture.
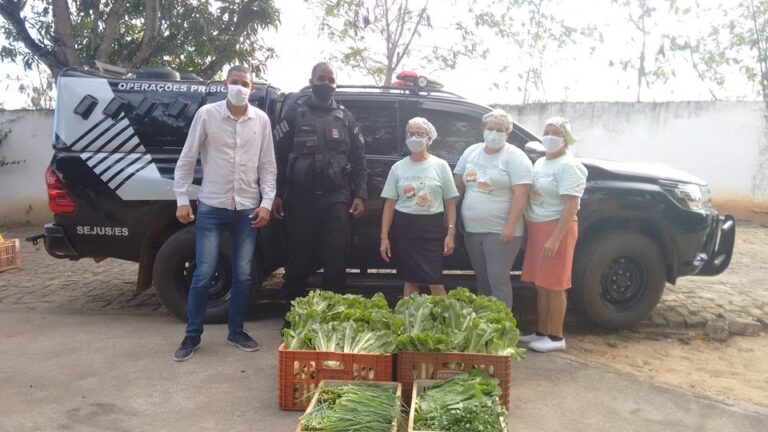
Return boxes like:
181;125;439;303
172;65;276;362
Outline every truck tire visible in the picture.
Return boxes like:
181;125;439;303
572;230;666;329
152;226;262;323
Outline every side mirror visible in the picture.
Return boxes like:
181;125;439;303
524;141;545;160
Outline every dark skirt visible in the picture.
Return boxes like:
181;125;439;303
391;210;446;284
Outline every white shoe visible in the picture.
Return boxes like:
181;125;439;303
528;337;566;353
519;333;548;344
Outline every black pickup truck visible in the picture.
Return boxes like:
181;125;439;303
34;66;735;329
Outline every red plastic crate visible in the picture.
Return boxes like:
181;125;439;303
396;351;512;408
278;343;395;410
0;239;20;272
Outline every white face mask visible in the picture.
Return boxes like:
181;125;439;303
541;135;564;152
406;137;427;153
227;84;250;106
483;130;506;150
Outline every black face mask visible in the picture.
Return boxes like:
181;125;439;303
311;83;335;103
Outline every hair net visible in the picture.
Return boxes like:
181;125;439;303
406;117;438;144
545;116;577;146
482;109;513;133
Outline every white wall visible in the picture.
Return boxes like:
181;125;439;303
0;110;54;226
1;103;767;226
500;101;767;200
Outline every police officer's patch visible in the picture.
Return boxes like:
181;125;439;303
331;129;340;139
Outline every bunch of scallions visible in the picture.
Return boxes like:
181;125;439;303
299;383;402;432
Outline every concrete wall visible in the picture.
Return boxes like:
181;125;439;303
498;102;768;222
1;103;767;226
0;110;53;226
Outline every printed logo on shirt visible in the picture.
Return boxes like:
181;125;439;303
530;188;544;203
415;190;431;207
402;183;416;198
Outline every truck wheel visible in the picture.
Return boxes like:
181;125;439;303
572;230;666;329
152;226;262;323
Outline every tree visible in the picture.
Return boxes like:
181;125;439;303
308;0;593;101
306;0;434;85
0;0;280;81
477;0;596;103
665;0;767;104
610;0;674;102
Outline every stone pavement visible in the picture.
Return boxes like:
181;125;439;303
1;225;767;328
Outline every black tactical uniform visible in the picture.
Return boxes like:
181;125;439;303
274;96;367;299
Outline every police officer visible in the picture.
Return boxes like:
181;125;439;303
273;62;367;301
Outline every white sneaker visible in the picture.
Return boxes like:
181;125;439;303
519;333;548;344
528;337;566;353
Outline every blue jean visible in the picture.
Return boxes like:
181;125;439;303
186;202;257;338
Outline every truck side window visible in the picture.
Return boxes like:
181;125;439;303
341;100;400;156
416;108;482;163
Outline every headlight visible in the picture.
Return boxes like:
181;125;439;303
660;181;710;210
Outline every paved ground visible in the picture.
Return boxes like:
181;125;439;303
1;310;766;432
1;225;766;328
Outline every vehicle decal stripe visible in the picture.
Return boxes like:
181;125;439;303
82;152;109;166
68;115;112;149
77;115;128;153
100;153;143;184
70;118;116;151
103;141;145;173
85;128;135;165
113;158;155;192
93;136;140;174
82;121;133;159
104;153;149;186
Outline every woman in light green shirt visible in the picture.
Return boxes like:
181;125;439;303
380;117;459;296
453;109;532;308
520;117;588;353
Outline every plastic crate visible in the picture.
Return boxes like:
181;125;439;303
0;239;20;272
296;380;401;432
278;343;395;411
396;351;512;408
407;380;508;432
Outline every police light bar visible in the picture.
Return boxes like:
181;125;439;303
394;71;426;88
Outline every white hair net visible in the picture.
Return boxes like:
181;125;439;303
482;109;514;133
406;117;438;144
545;116;577;146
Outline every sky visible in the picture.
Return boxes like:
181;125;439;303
0;0;757;109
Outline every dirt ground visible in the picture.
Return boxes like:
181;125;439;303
567;222;768;408
567;331;768;408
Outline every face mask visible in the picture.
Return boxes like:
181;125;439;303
541;135;565;152
311;83;335;103
406;137;427;153
227;84;250;106
483;130;506;150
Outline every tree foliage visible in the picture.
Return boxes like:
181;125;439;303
479;0;597;103
306;0;437;85
670;0;768;104
0;0;281;81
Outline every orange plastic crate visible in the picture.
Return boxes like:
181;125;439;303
278;343;395;411
396;351;512;408
0;239;20;272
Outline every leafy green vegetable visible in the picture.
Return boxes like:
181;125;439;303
394;288;525;359
282;288;524;358
282;291;401;354
414;370;507;432
300;383;402;432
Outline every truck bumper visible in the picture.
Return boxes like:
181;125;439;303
27;224;81;260
695;215;735;276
